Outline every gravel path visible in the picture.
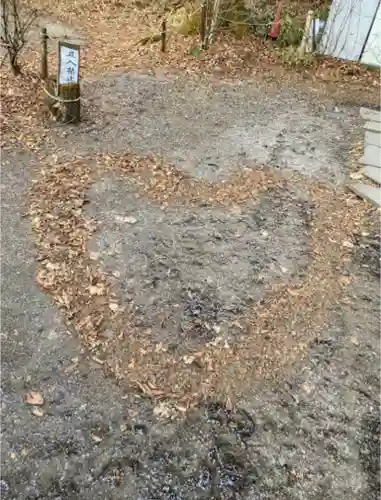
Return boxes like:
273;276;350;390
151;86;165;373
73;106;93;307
47;72;362;184
1;73;380;499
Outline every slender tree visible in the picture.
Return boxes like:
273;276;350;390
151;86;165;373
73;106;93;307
0;0;37;74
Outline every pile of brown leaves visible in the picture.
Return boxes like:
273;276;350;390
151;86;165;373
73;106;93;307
28;152;372;409
0;72;49;152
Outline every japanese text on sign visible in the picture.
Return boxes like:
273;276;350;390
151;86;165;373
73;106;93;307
59;45;79;85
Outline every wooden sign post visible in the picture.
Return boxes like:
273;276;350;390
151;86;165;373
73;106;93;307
57;41;81;124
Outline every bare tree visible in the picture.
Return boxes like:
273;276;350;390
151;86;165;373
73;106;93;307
0;0;37;75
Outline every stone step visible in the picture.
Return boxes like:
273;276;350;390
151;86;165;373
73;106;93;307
360;144;381;168
365;130;381;147
349;182;381;206
360;107;381;122
364;121;381;133
363;165;381;185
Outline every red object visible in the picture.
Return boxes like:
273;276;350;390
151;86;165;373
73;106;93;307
268;2;282;39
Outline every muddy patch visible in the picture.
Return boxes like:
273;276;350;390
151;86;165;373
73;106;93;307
87;176;310;346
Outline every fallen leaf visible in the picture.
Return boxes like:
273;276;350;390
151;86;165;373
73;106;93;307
25;391;44;406
45;261;59;271
31;407;44;417
91;356;105;365
89;284;104;296
349;172;363;180
91;434;103;443
109;302;119;312
342;240;354;249
175;405;188;413
183;355;195;365
89;252;100;260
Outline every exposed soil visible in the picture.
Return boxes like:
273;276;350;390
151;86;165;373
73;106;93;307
48;72;361;184
87;176;310;347
1;66;380;500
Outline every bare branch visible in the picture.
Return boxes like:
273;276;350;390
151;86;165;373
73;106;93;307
0;0;38;75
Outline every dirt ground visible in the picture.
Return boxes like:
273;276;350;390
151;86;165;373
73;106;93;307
1;39;380;500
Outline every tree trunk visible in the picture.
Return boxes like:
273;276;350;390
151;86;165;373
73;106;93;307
9;53;21;75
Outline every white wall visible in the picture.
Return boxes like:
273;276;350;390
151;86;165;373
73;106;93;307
321;0;380;65
361;3;381;66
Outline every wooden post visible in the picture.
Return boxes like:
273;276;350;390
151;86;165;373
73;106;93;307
200;0;207;49
161;19;166;52
40;27;48;80
297;10;314;57
60;84;81;123
57;41;81;124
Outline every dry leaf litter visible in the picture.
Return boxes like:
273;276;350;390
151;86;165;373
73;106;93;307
28;153;372;410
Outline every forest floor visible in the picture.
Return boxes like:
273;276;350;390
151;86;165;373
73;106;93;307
1;4;380;499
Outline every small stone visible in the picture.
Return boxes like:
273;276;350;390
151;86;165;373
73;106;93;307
0;480;9;496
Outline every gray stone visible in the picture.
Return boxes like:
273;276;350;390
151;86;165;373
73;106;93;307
360;144;381;168
349;182;381;207
363;121;381;133
365;131;381;148
360;108;381;122
363;166;381;185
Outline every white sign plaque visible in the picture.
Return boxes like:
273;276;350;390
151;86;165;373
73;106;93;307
58;44;79;85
